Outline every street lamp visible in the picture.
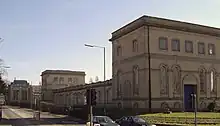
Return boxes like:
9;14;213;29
84;44;106;114
2;66;10;69
0;38;4;43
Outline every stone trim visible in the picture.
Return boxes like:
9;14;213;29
113;53;220;65
113;97;182;101
113;97;220;101
41;70;86;76
110;15;220;41
113;67;220;77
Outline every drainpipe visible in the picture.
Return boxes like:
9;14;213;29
147;25;152;113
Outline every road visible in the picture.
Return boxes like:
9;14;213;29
0;106;86;126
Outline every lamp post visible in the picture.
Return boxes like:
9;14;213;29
84;44;106;115
191;93;197;126
0;38;4;43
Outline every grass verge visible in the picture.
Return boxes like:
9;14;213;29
139;112;220;125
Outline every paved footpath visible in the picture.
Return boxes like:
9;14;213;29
0;106;86;126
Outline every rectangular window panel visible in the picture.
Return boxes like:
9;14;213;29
208;43;215;55
172;39;180;51
185;40;193;53
198;42;205;54
159;37;168;50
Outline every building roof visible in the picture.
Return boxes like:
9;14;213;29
12;80;28;85
109;15;220;41
11;80;29;87
41;70;86;76
53;79;112;93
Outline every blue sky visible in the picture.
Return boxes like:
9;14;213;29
0;0;220;84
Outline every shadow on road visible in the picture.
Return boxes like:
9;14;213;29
0;116;86;125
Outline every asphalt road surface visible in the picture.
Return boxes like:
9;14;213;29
0;106;86;126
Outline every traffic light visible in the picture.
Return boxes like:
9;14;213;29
91;89;97;106
86;89;91;105
86;88;97;106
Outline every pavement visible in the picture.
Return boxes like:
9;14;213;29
0;106;86;126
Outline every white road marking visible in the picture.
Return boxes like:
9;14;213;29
2;109;9;119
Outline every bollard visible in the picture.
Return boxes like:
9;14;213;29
33;111;40;120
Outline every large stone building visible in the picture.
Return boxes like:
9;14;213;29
53;79;113;108
41;70;86;102
109;15;220;111
8;80;32;106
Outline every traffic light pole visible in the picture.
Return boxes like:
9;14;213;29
89;88;93;126
90;105;93;126
86;88;97;126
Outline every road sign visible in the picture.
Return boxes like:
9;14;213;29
0;93;5;105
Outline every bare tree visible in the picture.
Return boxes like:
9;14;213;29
0;58;10;94
0;75;7;95
95;76;99;82
0;59;9;76
89;78;93;83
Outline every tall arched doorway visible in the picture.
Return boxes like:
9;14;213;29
182;74;197;111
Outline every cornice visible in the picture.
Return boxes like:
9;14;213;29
53;79;112;93
110;15;220;41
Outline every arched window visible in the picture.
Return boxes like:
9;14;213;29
132;39;138;52
67;93;70;106
199;67;206;93
118;102;122;108
76;93;79;105
124;80;131;97
117;70;121;97
161;102;169;109
71;93;74;105
160;64;169;95
73;93;76;105
106;89;109;103
133;102;139;108
211;70;214;92
98;91;101;102
172;65;181;94
133;66;139;95
210;69;216;93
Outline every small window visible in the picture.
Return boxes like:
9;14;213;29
117;46;122;56
53;77;58;83
171;39;180;51
159;37;168;50
198;42;205;54
208;44;215;55
59;77;64;84
185;40;193;53
73;77;78;84
68;78;72;83
132;40;138;52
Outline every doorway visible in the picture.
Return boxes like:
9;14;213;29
184;85;196;111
